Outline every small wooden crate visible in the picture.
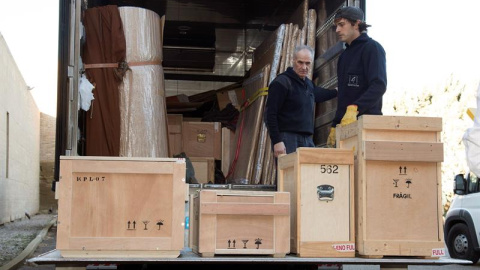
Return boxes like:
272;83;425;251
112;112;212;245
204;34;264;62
56;156;186;258
182;122;222;160
190;157;215;184
336;115;445;258
190;189;290;257
277;147;355;258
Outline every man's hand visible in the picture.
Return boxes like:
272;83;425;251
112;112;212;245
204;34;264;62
273;142;286;158
326;127;336;148
340;105;358;126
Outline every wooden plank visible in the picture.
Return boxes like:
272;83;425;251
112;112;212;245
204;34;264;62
358;115;443;132
221;128;235;176
299;241;355;258
286;0;308;30
361;240;445;257
167;114;183;157
296;147;354;164
200;202;289;216
364;141;444;162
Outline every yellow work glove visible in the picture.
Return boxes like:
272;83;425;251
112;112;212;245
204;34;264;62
326;127;336;148
340;105;358;126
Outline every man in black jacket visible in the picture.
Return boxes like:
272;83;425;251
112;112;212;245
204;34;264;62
265;45;337;158
326;6;387;147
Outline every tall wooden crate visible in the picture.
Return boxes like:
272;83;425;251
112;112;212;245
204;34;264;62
56;156;186;258
277;148;355;257
190;189;290;257
336;115;445;257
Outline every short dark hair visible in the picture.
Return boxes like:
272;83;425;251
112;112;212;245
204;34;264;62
335;17;371;32
334;6;371;32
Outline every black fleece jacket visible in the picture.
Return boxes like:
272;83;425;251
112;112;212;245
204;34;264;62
265;67;337;145
333;32;387;127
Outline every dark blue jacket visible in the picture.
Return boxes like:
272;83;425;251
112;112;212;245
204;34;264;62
265;67;337;145
333;33;387;126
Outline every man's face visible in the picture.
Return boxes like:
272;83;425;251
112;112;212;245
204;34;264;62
293;49;312;80
335;18;360;45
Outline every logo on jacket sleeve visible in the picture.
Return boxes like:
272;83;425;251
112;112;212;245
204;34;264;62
348;75;359;87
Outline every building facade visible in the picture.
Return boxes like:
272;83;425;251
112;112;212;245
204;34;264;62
0;32;40;224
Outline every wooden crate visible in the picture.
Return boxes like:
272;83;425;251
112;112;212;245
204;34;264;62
167;114;183;157
336;115;445;258
56;156;186;258
190;189;290;257
182;122;221;160
190;157;215;184
277;147;355;258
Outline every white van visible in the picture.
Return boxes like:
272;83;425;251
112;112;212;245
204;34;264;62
444;171;480;263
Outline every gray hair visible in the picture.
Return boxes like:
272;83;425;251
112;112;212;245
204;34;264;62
293;45;314;60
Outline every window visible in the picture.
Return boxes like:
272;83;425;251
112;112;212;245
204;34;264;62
468;172;479;194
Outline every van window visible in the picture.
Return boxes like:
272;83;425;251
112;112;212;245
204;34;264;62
468;172;479;194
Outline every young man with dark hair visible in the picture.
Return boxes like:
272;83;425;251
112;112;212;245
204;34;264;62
327;6;387;147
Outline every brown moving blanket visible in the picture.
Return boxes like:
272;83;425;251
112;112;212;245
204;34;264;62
83;5;126;156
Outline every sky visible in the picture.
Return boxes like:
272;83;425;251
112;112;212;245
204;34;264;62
0;0;479;117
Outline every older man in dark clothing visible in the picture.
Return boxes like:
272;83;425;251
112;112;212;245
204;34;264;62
265;45;337;157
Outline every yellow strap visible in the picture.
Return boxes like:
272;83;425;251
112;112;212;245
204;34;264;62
467;107;476;121
84;60;162;69
239;87;269;112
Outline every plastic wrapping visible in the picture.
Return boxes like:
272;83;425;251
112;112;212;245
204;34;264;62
463;83;480;176
118;7;168;157
78;74;95;111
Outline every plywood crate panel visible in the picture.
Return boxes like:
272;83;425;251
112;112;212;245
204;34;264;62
336;115;445;257
182;122;221;160
190;157;215;184
221;127;236;176
56;156;186;258
278;148;355;258
190;190;290;257
167;114;183;157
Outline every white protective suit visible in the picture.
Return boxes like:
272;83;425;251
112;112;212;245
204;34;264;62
463;83;480;176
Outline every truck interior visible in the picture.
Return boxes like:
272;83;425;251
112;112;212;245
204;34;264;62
54;0;366;185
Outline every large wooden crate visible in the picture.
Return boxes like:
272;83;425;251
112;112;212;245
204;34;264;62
336;115;445;257
190;189;290;257
56;156;186;258
277;147;355;258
